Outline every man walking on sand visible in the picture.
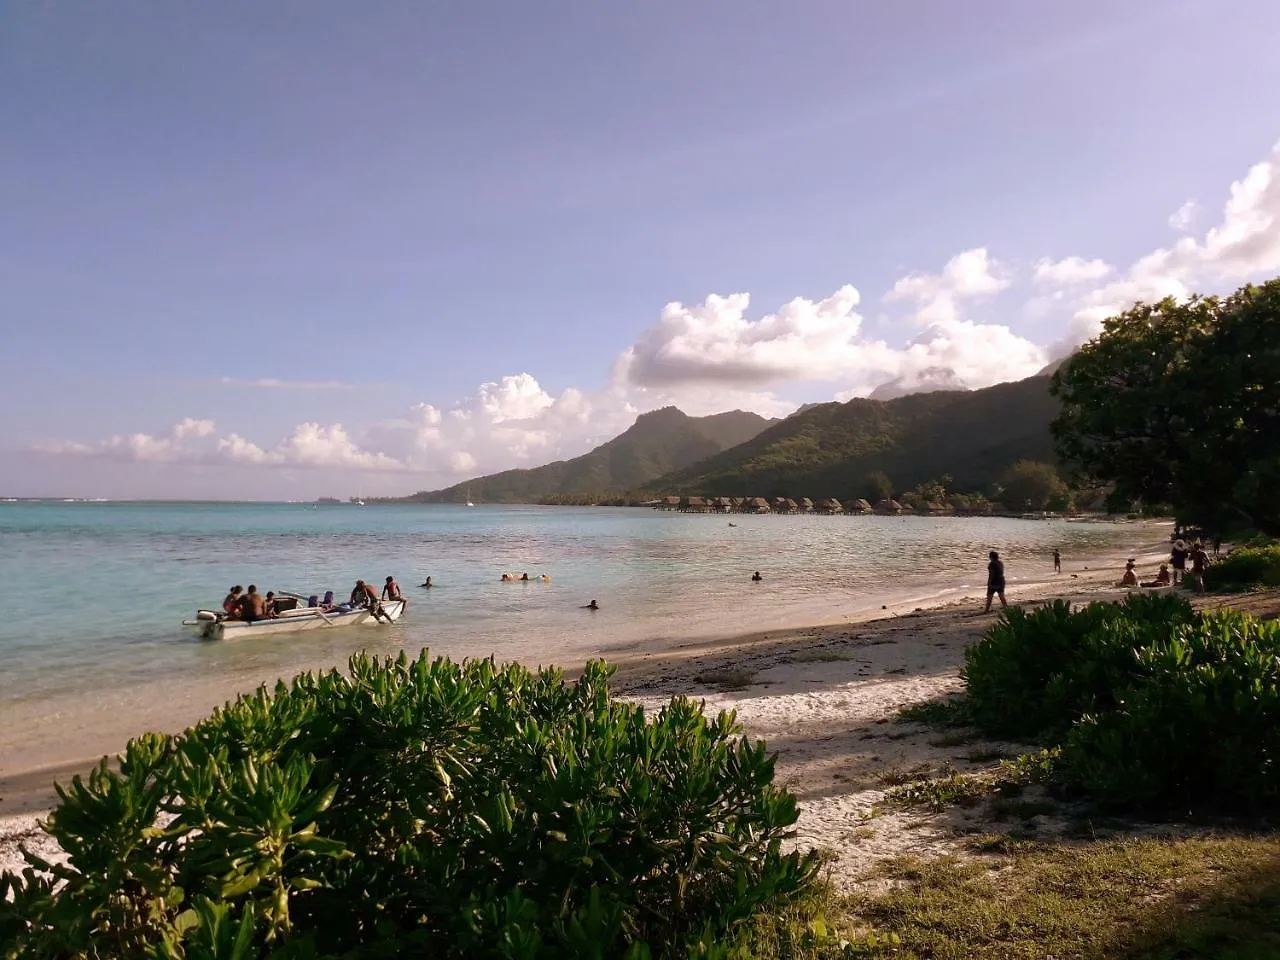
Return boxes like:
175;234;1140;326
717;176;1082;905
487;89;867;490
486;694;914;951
1053;548;1061;574
985;551;1008;613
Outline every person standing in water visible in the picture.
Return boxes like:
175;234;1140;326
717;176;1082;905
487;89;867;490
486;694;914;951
1052;549;1061;574
984;552;1007;612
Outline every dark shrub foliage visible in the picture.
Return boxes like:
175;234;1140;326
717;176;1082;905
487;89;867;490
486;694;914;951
0;653;818;959
1207;544;1280;591
1060;610;1280;814
962;593;1194;740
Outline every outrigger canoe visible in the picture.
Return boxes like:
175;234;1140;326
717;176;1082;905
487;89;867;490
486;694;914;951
183;593;406;641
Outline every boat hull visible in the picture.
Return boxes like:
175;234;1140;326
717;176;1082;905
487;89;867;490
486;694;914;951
186;600;406;641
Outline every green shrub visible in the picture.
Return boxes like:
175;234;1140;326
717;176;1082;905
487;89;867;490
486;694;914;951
1059;610;1280;814
1207;543;1280;591
0;653;818;959
962;594;1194;740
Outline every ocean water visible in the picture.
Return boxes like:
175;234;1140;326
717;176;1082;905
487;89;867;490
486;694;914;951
0;501;1151;775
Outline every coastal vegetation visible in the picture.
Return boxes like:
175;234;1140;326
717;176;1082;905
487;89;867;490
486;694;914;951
1052;277;1280;538
0;654;822;958
386;408;776;505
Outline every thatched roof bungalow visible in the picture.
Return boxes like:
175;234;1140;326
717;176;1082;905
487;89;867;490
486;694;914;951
874;498;904;515
845;498;873;514
682;496;711;512
819;498;844;514
798;497;815;512
746;497;771;513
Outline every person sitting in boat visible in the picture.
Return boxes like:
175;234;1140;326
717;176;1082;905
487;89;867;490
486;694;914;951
241;585;267;623
382;575;406;608
222;585;243;620
320;590;339;612
263;591;281;619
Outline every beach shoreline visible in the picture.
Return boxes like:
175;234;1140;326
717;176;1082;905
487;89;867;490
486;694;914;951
1;523;1177;877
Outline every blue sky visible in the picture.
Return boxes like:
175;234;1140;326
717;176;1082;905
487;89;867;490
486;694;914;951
4;1;1280;498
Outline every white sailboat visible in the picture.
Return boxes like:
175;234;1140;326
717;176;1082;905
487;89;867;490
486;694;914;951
465;487;474;507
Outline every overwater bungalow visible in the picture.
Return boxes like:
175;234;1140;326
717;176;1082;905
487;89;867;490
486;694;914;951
745;497;771;514
682;496;711;513
874;498;905;515
845;498;873;515
797;497;815;513
818;498;844;514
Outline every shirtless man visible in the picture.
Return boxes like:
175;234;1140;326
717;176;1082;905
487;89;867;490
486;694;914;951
382;576;406;609
241;585;266;623
353;579;393;623
984;552;1008;613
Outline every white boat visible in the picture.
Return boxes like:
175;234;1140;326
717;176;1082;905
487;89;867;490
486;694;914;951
183;594;406;641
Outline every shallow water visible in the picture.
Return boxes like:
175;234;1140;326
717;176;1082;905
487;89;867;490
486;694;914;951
0;501;1150;772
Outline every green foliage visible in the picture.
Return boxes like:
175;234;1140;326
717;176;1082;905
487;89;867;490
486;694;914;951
645;376;1060;499
1052;279;1280;537
962;594;1195;740
1;653;818;959
860;471;894;504
995;460;1067;512
1060;611;1280;814
1207;543;1280;591
391;408;775;504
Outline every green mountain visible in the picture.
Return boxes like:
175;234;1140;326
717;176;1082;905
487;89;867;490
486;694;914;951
392;407;776;503
643;374;1058;498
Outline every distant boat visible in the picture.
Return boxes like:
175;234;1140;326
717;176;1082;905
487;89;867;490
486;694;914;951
465;487;474;507
183;595;405;641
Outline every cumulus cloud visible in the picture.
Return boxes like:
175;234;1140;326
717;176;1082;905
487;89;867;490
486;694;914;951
1054;138;1280;350
885;247;1010;324
1168;199;1201;232
1033;256;1113;286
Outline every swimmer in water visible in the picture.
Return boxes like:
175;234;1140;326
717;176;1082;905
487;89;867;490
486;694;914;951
420;576;433;588
583;600;598;610
751;571;763;581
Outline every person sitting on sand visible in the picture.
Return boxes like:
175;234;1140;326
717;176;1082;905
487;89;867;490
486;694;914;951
751;571;763;582
984;552;1007;613
241;585;266;623
1117;560;1139;587
583;600;598;610
420;576;433;588
1141;564;1171;588
222;585;243;620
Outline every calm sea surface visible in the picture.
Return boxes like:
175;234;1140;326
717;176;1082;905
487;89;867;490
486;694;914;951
0;501;1152;774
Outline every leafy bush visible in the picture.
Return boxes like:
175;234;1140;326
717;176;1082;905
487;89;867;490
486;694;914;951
1059;610;1280;814
962;594;1194;740
1207;543;1280;591
0;653;818;959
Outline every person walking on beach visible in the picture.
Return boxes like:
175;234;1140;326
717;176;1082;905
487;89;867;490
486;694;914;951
1170;539;1188;584
1052;549;1061;574
984;552;1007;613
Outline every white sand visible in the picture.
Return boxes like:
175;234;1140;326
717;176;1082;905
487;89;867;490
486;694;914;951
1;526;1179;881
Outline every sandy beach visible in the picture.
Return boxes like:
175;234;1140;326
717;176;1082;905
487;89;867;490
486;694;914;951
1;523;1188;880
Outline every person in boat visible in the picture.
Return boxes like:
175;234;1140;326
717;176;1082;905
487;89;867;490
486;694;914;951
353;580;393;623
420;576;433;588
382;575;406;607
320;590;338;612
264;591;280;619
241;585;266;623
751;571;763;582
222;585;243;620
583;600;599;610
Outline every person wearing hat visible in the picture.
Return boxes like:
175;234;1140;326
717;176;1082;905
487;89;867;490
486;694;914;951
1118;559;1139;588
1170;539;1188;584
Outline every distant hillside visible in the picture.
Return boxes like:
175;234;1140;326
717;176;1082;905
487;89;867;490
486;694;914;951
392;407;776;503
643;375;1058;498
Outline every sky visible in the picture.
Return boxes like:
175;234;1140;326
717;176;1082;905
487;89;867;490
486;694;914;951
4;0;1280;499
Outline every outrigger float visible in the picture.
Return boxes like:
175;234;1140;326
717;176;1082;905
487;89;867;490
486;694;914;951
183;592;405;641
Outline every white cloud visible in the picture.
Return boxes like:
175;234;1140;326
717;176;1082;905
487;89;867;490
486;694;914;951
1033;256;1113;286
173;418;216;440
1055;138;1280;351
1168;199;1201;232
885;247;1010;324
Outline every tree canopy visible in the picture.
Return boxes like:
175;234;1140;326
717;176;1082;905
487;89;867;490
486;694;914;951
1051;279;1280;536
996;460;1067;512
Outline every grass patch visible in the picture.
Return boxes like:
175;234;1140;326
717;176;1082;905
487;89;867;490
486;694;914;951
692;667;758;691
897;696;972;728
878;764;934;787
886;771;992;811
848;834;1280;959
789;649;854;663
